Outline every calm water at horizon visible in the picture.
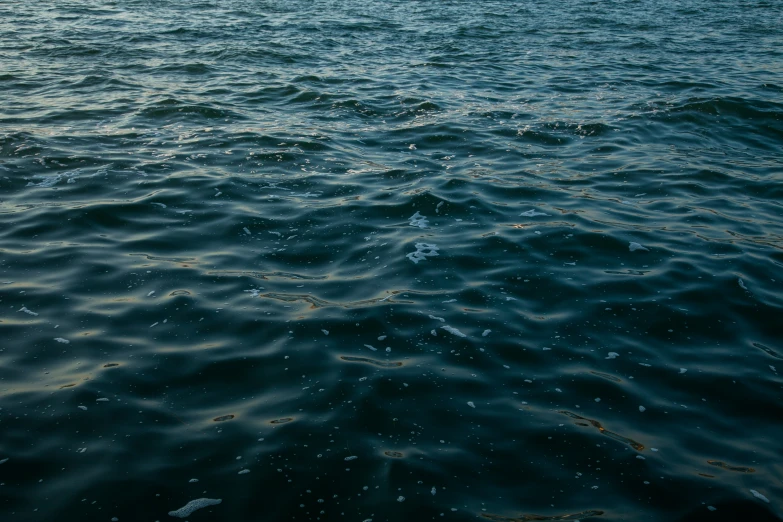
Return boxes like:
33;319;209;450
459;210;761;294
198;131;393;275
1;1;782;521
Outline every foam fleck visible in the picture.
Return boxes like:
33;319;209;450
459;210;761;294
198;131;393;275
629;242;649;252
168;498;222;518
238;469;250;475
482;329;491;337
19;306;38;316
54;338;70;344
738;278;748;291
467;401;475;408
344;456;358;461
364;344;377;351
441;325;467;338
429;315;445;322
606;352;619;359
520;209;549;217
243;227;251;235
750;490;769;503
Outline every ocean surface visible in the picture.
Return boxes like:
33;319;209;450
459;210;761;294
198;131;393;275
1;0;782;521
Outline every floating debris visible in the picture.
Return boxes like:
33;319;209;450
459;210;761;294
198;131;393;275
168;498;222;518
560;410;644;451
213;415;235;422
384;451;404;458
589;371;622;383
707;460;756;473
340;356;402;368
481;509;604;521
270;417;293;425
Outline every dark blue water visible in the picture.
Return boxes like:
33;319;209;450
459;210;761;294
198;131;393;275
1;1;782;521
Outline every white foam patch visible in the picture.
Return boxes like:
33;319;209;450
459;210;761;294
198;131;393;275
441;325;467;338
54;338;70;344
168;498;223;518
406;243;439;264
520;209;549;217
409;211;429;228
244;288;262;297
629;242;649;252
19;306;38;316
27;173;71;187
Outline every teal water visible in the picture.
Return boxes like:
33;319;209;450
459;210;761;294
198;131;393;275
1;1;782;521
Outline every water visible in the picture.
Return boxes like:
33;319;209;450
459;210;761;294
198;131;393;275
1;1;782;520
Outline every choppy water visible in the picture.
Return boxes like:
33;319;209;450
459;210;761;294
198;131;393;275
1;0;783;521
